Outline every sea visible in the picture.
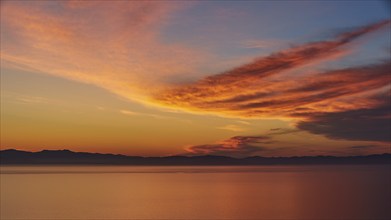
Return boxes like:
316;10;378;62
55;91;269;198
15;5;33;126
1;165;390;220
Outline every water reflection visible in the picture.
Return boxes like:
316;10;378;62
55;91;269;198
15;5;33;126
1;165;390;219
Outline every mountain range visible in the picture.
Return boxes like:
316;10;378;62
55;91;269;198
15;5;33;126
1;149;390;165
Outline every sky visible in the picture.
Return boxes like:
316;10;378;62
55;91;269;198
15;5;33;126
1;0;390;157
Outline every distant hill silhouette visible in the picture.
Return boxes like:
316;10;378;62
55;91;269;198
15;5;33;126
0;149;390;165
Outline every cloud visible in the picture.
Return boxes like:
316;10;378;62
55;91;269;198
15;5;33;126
1;1;203;104
185;91;390;157
185;135;272;158
296;94;391;142
268;128;301;135
2;2;390;147
154;20;390;118
120;110;140;116
343;144;390;156
184;134;316;157
217;124;247;132
174;19;390;154
2;2;389;117
236;120;251;125
120;109;172;120
349;145;375;149
15;96;52;105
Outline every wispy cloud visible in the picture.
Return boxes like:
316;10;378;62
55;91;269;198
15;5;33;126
119;110;140;116
236;120;251;125
185;135;272;158
155;20;390;118
120;109;173;120
1;1;203;104
2;2;389;118
2;93;55;105
268;128;301;136
344;144;390;155
217;124;247;132
17;96;52;105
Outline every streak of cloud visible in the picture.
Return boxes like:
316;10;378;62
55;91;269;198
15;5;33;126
120;109;174;120
2;2;389;116
1;1;203;104
155;20;390;117
268;128;301;136
217;124;247;132
185;135;272;158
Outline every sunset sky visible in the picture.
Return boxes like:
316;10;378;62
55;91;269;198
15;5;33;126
1;1;390;157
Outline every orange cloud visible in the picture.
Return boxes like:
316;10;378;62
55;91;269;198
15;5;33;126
154;20;391;118
1;2;389;122
1;1;203;103
185;135;273;157
217;124;247;132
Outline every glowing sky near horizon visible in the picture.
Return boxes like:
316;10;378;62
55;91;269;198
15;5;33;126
1;1;390;157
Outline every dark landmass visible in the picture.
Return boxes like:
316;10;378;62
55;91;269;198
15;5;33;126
0;149;390;165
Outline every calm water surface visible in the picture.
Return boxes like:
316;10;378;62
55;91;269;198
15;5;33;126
1;165;390;220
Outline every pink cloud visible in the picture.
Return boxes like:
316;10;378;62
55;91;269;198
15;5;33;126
154;20;390;118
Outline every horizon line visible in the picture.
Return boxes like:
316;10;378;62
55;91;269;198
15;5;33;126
1;148;390;159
